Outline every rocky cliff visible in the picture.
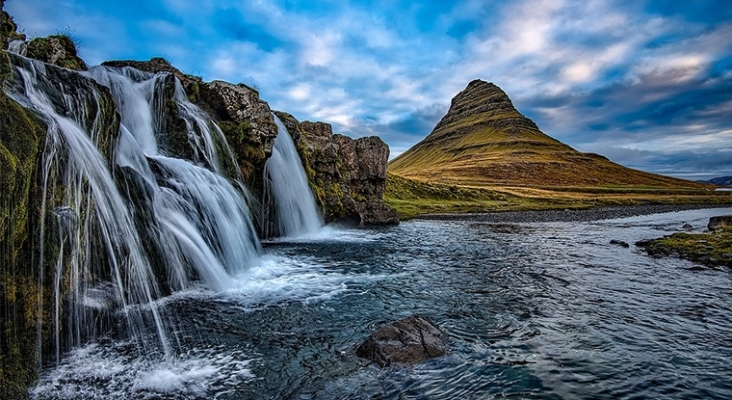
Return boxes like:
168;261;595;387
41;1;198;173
274;111;398;225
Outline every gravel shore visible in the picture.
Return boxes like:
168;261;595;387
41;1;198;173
415;204;732;224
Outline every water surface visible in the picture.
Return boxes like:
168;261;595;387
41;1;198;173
33;208;732;399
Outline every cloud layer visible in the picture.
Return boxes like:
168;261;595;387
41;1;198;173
8;0;732;179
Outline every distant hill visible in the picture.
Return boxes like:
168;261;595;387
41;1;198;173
389;80;706;189
705;176;732;187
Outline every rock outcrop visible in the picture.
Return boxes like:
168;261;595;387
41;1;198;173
99;60;396;227
356;315;448;367
708;215;732;231
1;4;48;396
636;219;732;268
275;111;398;225
26;35;87;71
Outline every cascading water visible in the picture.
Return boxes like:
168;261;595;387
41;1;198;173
8;39;27;56
264;116;323;237
4;53;261;366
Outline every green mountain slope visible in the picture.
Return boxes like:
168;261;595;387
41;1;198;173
389;80;706;189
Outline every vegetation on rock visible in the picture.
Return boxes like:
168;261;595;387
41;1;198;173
0;89;47;399
637;227;732;268
26;35;87;71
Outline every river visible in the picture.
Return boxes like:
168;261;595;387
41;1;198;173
31;207;732;399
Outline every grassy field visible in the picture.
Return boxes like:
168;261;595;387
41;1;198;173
384;173;731;220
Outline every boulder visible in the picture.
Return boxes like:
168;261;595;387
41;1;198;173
708;215;732;231
356;315;448;367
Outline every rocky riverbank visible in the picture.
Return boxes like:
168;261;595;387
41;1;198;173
417;204;732;224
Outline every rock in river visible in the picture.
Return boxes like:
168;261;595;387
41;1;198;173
356;315;448;367
708;215;732;231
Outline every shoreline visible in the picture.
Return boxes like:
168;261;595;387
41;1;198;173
414;203;732;224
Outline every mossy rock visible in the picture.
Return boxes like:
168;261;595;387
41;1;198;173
0;51;12;82
26;35;87;71
0;90;48;399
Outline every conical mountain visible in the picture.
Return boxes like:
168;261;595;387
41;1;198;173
389;80;703;188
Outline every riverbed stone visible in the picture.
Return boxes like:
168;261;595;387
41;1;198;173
356;315;448;367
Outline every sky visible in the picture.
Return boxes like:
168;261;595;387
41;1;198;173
7;0;732;180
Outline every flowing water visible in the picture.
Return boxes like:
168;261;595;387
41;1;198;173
31;207;732;399
5;54;260;365
264;116;323;238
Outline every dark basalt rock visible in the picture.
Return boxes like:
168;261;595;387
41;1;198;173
356;315;448;367
610;239;630;248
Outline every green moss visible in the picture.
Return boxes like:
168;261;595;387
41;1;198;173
0;51;12;82
0;91;47;398
646;228;732;267
186;81;201;103
26;35;87;71
215;119;271;195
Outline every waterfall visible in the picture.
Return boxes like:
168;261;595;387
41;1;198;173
8;39;27;56
4;53;261;364
264;116;323;237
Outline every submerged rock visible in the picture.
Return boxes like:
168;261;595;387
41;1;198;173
610;239;630;248
356;315;448;367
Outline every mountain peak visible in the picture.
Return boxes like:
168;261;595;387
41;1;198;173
428;80;538;143
389;80;703;189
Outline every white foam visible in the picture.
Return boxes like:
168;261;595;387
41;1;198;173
223;255;350;307
265;225;388;244
31;343;254;399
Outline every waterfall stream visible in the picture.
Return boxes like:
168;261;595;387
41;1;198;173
5;54;262;364
264;116;323;237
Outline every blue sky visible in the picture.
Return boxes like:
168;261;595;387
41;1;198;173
7;0;732;180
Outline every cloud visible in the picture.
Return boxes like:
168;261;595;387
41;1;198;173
6;0;732;179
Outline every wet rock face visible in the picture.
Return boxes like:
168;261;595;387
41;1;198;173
274;111;399;226
356;315;448;367
203;81;277;155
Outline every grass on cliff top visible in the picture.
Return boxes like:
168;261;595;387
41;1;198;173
385;173;732;220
